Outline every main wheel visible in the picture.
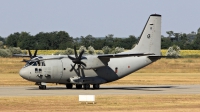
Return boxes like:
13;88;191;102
93;84;100;89
39;85;46;90
76;84;82;89
66;84;73;89
83;84;90;90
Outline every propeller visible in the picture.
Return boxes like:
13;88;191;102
68;46;86;72
28;49;38;59
22;49;38;62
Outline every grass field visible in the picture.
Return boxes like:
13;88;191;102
0;95;200;112
161;50;200;57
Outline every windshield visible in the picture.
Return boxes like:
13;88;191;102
24;61;37;67
24;61;45;67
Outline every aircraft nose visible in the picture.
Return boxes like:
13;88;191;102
19;69;29;80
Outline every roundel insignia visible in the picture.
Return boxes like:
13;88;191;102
147;34;150;38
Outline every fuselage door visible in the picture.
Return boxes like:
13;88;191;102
46;60;63;82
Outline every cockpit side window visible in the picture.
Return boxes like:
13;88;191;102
37;62;40;66
42;62;46;66
35;61;45;66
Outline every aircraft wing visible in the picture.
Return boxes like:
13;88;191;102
98;53;155;58
13;54;30;57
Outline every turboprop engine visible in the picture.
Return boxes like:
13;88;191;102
68;46;110;71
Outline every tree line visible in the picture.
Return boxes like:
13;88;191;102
0;31;137;50
0;28;200;50
161;29;200;50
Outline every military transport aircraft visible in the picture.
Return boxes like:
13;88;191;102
18;14;161;90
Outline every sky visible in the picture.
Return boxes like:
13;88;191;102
0;0;200;38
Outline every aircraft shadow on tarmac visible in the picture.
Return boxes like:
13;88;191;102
27;86;176;91
100;86;175;91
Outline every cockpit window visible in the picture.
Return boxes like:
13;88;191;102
41;62;46;66
24;61;46;67
32;62;37;66
24;61;37;67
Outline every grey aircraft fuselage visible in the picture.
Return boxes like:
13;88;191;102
20;56;156;84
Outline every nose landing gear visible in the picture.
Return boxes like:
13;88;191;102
36;82;47;90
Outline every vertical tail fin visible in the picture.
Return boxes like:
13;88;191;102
122;14;161;56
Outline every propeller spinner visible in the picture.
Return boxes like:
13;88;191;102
68;46;86;72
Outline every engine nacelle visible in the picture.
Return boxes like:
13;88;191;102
81;55;109;69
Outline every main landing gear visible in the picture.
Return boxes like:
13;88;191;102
66;84;100;90
66;84;73;89
39;85;46;90
76;84;82;89
83;84;100;90
38;83;100;90
93;84;100;89
83;84;90;90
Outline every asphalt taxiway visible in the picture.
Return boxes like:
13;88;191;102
0;85;200;96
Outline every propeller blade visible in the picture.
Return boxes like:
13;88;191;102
74;46;78;58
28;49;32;59
34;50;38;57
80;61;86;67
68;46;87;71
78;50;84;60
70;64;76;72
68;55;75;60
